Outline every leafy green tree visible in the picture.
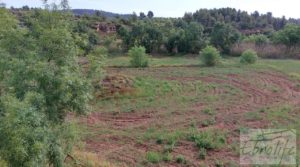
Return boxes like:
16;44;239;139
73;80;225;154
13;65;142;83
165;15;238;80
147;11;154;19
273;24;300;49
184;22;207;53
166;29;185;54
120;21;163;53
166;22;206;54
183;12;193;23
0;9;17;35
87;47;107;80
139;12;146;19
130;12;138;22
117;25;130;50
243;34;269;46
210;23;240;53
0;8;95;167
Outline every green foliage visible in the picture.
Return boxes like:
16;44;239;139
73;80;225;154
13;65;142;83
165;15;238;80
244;111;262;121
87;47;107;80
243;34;269;46
128;46;149;67
201;118;216;127
0;159;7;167
147;11;154;19
176;155;186;164
200;46;221;66
166;22;206;54
0;8;95;167
240;49;258;64
189;130;226;150
0;94;49;167
215;160;225;167
119;21;163;53
185;8;287;31
198;148;207;160
211;23;240;53
0;8;18;35
273;24;300;48
162;152;172;162
156;136;164;144
202;108;215;115
146;151;161;163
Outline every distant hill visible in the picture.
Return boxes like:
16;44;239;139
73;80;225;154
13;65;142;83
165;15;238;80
72;9;132;19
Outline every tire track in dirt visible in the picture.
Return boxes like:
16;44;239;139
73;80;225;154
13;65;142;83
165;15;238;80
82;69;300;166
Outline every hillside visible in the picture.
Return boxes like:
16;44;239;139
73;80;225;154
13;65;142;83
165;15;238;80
72;9;132;19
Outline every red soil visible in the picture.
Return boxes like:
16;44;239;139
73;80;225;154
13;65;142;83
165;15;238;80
80;69;300;166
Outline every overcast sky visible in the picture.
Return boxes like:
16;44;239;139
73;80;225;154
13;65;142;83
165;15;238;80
2;0;300;18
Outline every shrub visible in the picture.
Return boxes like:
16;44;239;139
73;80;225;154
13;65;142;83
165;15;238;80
198;148;207;160
162;152;172;162
176;155;186;164
215;160;225;167
201;118;216;127
163;144;175;153
200;46;221;66
189;130;226;150
156;136;163;144
146;151;161;163
128;46;149;67
240;49;258;64
202;108;215;115
243;34;269;46
87;47;107;79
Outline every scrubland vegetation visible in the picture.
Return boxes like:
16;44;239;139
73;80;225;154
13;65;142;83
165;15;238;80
0;0;300;166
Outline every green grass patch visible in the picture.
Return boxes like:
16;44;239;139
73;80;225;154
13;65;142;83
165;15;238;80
106;56;199;67
198;147;207;160
201;117;216;127
146;151;161;163
162;152;173;162
176;155;187;164
202;108;216;115
244;111;262;121
189;129;226;150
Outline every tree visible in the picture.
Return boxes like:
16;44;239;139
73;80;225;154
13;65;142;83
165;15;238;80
183;22;207;53
147;11;154;19
120;21;163;53
60;0;70;9
131;12;138;22
22;5;30;10
243;34;269;46
183;12;193;23
210;23;240;53
139;12;146;19
95;10;101;17
117;25;130;50
0;8;95;167
273;24;300;49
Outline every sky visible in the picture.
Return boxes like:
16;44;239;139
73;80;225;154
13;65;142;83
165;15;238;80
2;0;300;18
